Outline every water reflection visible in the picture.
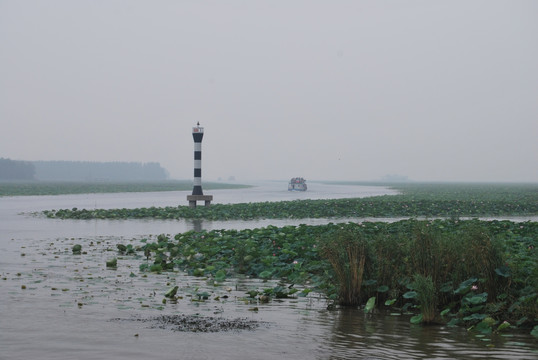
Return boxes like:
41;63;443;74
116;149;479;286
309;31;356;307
1;183;537;360
190;219;204;232
319;308;538;359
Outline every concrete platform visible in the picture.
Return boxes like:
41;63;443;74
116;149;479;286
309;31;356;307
187;195;213;208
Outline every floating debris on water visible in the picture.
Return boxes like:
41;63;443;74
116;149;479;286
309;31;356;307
115;314;268;333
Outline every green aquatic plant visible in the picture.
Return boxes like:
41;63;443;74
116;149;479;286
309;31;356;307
459;223;504;299
1;180;248;197
116;244;134;254
364;296;376;313
319;227;369;307
106;257;117;268
41;183;538;220
124;219;537;333
412;274;437;323
409;223;438;278
72;244;82;255
164;286;179;298
149;264;163;273
531;325;538;338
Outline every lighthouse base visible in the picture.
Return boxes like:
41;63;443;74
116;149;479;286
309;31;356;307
187;195;213;208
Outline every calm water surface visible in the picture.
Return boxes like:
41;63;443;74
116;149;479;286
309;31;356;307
1;181;537;359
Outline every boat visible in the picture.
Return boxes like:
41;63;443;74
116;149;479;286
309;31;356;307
288;177;307;191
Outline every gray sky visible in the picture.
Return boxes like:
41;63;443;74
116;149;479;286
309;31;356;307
1;1;537;182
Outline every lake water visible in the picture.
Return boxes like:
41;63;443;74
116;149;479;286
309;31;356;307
1;181;537;359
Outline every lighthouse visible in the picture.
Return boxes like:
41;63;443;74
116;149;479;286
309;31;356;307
187;122;213;208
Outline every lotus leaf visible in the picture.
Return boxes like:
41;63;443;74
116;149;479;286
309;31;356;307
463;292;488;305
463;313;487;322
410;314;423;324
454;278;478;295
72;244;82;254
494;265;511;278
106;258;117;268
531;325;538;338
376;285;389;293
193;268;204;277
364;297;376;313
497;321;511;332
165;286;179;298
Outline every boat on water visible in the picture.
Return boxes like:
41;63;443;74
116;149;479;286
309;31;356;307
288;177;307;191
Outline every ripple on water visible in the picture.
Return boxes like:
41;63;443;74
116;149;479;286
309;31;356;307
1;185;538;360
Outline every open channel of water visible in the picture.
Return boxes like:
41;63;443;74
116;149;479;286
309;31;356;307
1;181;537;359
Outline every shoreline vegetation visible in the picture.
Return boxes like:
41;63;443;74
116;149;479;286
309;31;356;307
18;181;538;336
126;219;537;335
43;182;538;220
0;180;250;197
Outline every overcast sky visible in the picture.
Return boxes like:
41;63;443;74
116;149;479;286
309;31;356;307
1;1;537;182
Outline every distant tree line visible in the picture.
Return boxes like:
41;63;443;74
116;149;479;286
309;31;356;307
33;161;169;181
0;158;36;180
1;158;169;182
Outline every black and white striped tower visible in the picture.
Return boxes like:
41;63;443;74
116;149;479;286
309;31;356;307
192;122;204;195
187;122;212;208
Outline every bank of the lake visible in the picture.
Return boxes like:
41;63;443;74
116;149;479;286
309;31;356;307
0;180;250;197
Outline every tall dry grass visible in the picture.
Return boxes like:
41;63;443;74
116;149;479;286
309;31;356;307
320;228;368;306
319;221;505;312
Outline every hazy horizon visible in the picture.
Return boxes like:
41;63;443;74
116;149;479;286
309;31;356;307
1;1;537;183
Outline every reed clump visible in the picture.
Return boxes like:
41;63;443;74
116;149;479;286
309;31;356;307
320;228;369;306
458;223;504;298
320;220;506;322
412;274;437;323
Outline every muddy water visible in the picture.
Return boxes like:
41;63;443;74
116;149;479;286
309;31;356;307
1;182;537;359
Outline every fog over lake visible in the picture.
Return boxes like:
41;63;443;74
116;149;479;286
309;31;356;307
1;1;537;182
